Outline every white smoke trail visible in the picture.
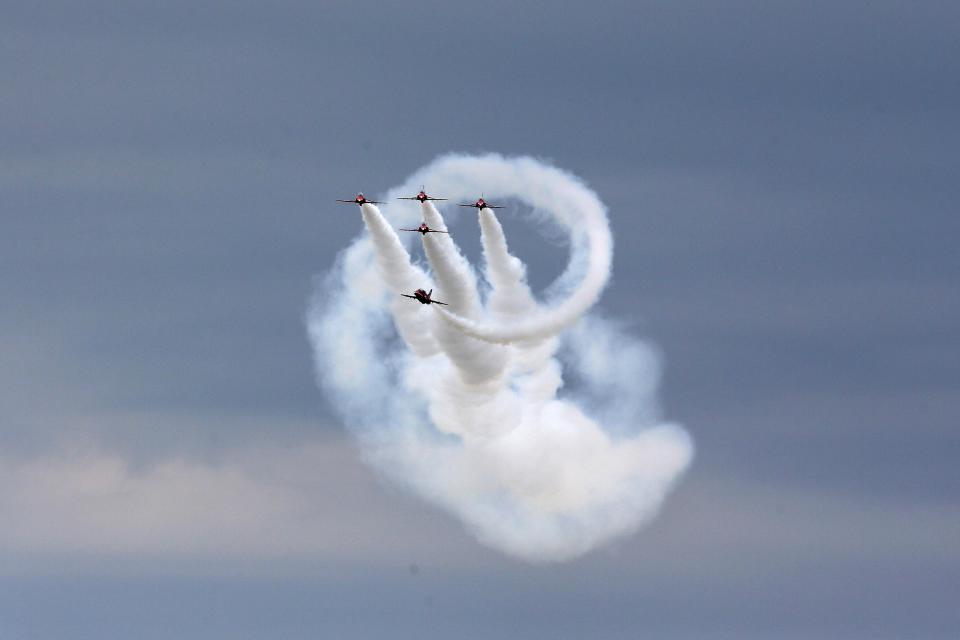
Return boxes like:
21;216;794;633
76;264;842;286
307;153;693;561
433;156;613;344
418;202;508;385
479;206;537;317
359;203;439;358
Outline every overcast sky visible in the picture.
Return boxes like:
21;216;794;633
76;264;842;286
1;1;958;638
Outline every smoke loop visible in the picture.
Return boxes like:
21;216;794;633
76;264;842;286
307;154;692;561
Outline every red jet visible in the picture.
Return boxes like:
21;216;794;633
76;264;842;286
400;223;449;235
336;193;383;206
398;188;447;203
401;288;448;306
459;197;503;210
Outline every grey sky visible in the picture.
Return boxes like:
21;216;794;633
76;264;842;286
1;1;958;638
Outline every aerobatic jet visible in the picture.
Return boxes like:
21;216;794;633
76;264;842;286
398;188;447;203
400;223;449;235
402;288;448;305
459;197;503;210
336;193;383;206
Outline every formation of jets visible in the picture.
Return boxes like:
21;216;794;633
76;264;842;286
337;187;505;308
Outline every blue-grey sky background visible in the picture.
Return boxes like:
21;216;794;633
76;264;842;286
1;1;958;638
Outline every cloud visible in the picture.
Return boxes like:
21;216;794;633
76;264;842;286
0;435;494;576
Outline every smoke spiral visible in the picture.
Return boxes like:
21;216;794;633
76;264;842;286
307;153;692;561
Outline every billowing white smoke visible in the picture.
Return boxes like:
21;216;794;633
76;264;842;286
307;154;693;561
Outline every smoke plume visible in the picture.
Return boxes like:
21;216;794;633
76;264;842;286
307;154;692;561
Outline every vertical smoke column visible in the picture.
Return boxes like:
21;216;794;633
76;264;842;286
478;207;561;402
412;201;514;440
418;201;508;385
478;207;537;317
359;203;438;357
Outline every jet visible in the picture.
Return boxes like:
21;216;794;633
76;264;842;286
336;193;383;206
402;288;448;306
398;188;447;203
459;197;503;210
400;223;449;235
